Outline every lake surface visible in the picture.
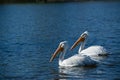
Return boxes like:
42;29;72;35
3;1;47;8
0;2;120;80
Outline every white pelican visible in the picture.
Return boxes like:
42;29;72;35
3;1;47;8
50;41;97;67
70;31;108;57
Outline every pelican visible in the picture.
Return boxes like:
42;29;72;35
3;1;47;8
50;41;97;67
70;31;108;57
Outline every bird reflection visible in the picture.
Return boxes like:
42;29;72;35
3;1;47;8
58;66;97;79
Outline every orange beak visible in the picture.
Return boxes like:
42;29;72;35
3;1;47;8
70;36;85;50
50;45;64;62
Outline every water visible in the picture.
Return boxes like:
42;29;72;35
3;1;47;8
0;2;120;80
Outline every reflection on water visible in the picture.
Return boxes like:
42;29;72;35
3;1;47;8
0;2;120;80
59;67;97;79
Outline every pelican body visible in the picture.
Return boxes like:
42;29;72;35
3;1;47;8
50;41;96;67
71;31;108;57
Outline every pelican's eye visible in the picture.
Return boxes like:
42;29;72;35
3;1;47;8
59;44;64;52
60;44;64;48
82;34;87;38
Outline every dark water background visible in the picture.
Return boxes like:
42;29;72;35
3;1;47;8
0;2;120;80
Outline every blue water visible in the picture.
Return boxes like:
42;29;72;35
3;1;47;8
0;2;120;80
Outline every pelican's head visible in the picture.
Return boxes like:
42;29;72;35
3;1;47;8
70;31;88;50
50;41;68;62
